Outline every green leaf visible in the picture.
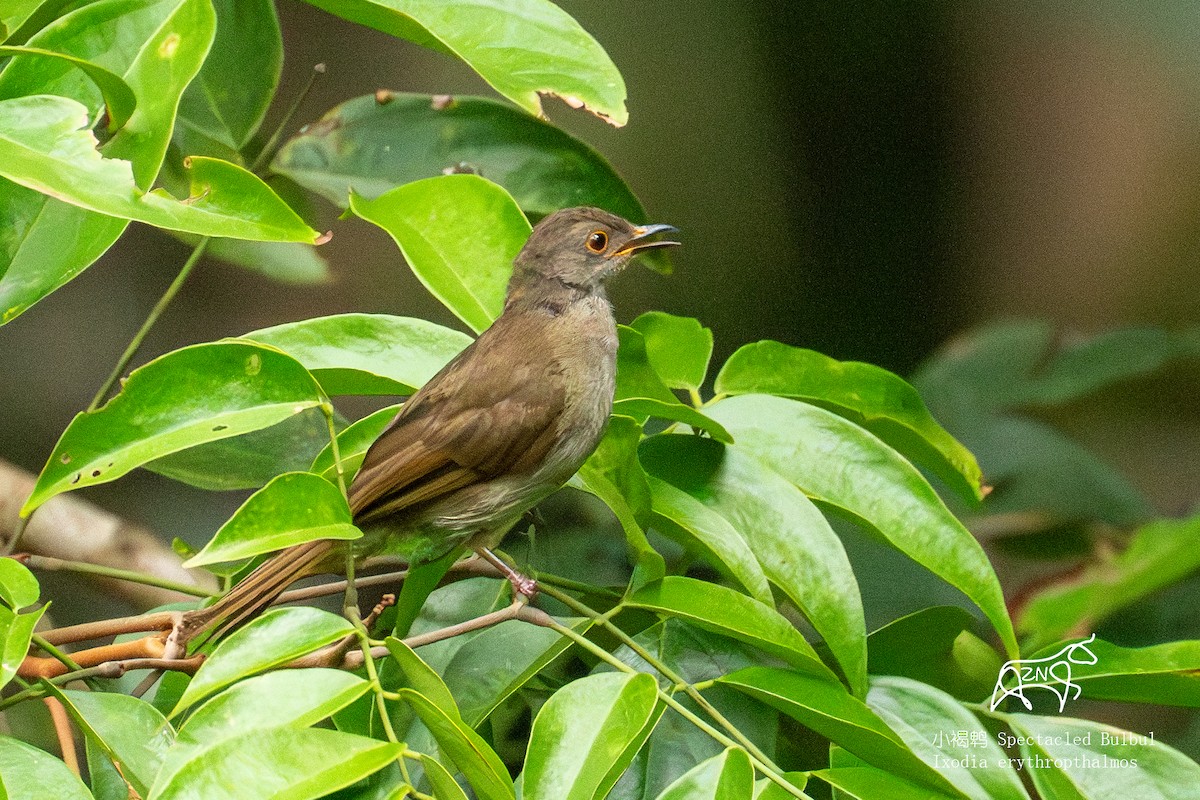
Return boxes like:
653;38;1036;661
0;96;319;240
400;687;515;800
813;767;958;800
245;312;471;396
203;238;331;285
157;669;370;790
631;313;713;392
1;1;46;41
173;607;355;713
719;667;963;797
653;747;755;800
184;472;361;568
0;604;44;690
0;45;135;130
147;726;402;800
23;341;325;514
54;689;174;798
422;754;471;800
522;672;659;800
349;174;528;333
866;607;1002;702
1020;514;1200;648
866;677;1030;800
628;577;832;679
0;557;38;608
147;406;336;491
1022;637;1200;707
640;434;867;695
385;637;459;715
272;92;645;219
0;0;217;324
174;0;281;154
0;734;94;800
1003;713;1200;800
310;404;402;484
300;0;626;125
613;398;733;444
645;476;771;604
911;320;1166;526
753;774;811;800
577;465;665;591
706;394;1017;661
715;341;983;502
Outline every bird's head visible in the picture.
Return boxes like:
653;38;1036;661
511;207;679;293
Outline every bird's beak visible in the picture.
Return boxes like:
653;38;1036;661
615;223;681;257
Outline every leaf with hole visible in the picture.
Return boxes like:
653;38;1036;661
23;341;325;514
300;0;626;124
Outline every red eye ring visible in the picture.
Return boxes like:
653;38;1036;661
586;230;608;253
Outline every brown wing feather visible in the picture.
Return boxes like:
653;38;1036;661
347;313;567;523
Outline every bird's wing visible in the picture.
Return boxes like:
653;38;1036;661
347;316;567;523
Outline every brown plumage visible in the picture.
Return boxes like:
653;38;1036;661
180;207;679;643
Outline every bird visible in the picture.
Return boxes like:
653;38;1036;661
180;207;679;642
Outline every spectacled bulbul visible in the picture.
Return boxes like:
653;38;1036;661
181;207;679;641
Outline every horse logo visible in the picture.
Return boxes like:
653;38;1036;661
989;634;1098;712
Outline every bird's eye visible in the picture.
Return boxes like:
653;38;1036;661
586;230;609;253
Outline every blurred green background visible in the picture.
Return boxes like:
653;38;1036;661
1;0;1197;655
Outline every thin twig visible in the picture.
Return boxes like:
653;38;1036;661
21;554;215;598
37;611;179;646
89;238;210;411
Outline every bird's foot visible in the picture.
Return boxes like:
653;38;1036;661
477;547;539;601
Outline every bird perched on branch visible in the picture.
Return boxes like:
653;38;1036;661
181;207;679;642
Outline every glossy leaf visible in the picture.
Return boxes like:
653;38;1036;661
0;45;135;130
628;578;830;678
245;312;471;396
632;312;713;392
1019;513;1200;648
706;394;1017;660
522;671;659;800
654;747;757;800
385;637;459;715
640;435;867;695
184;472;360;568
157;669;370;790
753;774;811;800
148;726;402;800
0;604;44;690
56;689;174;797
204;237;331;285
350;175;528;332
175;0;280;154
0;734;94;800
0;0;215;324
401;688;515;800
867;676;1029;800
716;341;983;502
0;557;38;608
311;404;401;485
614;398;732;444
866;606;1001;702
1;2;46;41
0;96;318;240
23;341;324;514
578;464;665;591
301;0;627;124
719;667;961;797
813;767;958;800
173;607;355;713
614;328;732;440
273;92;645;219
1024;637;1200;707
646;475;771;603
147;406;335;491
1004;713;1200;800
422;754;471;800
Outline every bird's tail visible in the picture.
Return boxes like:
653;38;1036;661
179;539;336;646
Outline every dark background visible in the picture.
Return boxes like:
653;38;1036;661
2;0;1197;664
